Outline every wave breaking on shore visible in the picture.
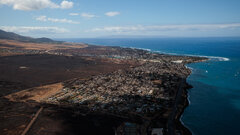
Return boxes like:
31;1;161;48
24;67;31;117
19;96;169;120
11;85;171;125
129;47;230;62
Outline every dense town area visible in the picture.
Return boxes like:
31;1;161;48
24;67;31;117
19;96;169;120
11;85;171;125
47;62;189;116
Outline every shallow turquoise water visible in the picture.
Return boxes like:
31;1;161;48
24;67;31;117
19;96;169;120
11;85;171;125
60;37;240;135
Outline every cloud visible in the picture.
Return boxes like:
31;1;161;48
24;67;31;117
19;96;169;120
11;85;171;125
89;23;240;33
60;0;73;9
0;0;73;11
81;13;96;19
36;15;47;21
69;13;79;16
36;15;79;24
105;11;120;17
0;26;68;34
47;18;79;24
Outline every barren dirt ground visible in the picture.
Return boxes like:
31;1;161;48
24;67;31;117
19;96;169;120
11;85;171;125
0;53;137;135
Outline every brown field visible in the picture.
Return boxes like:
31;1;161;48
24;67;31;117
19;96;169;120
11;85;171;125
5;83;63;102
0;54;137;96
0;39;87;50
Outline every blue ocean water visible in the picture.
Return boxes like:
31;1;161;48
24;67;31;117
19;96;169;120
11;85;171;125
60;37;240;135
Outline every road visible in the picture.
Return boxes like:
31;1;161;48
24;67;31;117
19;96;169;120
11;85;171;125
167;78;185;135
21;107;43;135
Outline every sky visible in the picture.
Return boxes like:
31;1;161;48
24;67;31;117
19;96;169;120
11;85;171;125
0;0;240;38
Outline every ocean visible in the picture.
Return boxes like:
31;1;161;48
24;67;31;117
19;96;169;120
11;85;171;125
60;37;240;135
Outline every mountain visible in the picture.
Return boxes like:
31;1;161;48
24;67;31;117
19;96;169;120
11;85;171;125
0;29;62;43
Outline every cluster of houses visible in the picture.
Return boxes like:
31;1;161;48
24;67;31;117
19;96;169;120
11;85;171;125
46;61;190;117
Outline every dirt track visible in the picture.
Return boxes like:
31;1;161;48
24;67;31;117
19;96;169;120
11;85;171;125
21;107;43;135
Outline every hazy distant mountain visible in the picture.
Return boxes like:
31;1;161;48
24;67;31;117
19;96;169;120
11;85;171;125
0;29;62;43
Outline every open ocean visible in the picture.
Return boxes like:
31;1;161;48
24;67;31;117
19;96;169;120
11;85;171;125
60;37;240;135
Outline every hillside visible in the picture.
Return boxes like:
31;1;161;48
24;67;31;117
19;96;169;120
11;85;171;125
0;29;61;43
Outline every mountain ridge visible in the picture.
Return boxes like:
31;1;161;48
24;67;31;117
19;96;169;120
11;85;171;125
0;29;62;43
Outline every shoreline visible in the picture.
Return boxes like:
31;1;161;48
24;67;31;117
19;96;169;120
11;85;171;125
176;58;209;135
68;41;229;62
175;78;193;135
